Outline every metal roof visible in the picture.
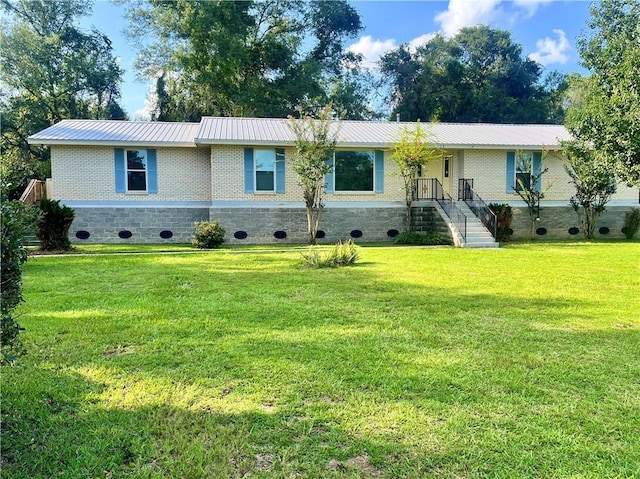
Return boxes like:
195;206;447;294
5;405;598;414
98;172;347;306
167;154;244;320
196;117;571;149
28;117;571;150
27;119;200;147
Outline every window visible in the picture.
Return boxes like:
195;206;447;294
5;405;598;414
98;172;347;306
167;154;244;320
244;147;285;193
127;149;147;191
115;148;157;194
515;152;532;192
334;150;374;192
254;149;276;191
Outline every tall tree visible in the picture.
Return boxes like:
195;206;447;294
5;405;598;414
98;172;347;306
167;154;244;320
0;0;125;198
126;0;371;121
380;26;565;124
567;0;640;186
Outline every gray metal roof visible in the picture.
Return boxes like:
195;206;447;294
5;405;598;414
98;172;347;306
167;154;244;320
196;117;571;149
27;119;200;147
28;117;571;150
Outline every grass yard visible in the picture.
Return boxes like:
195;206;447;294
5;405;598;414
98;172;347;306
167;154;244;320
2;242;639;478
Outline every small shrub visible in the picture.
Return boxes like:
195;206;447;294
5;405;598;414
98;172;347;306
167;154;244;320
622;208;640;239
394;231;450;245
1;198;35;363
302;239;359;268
488;203;513;242
192;220;226;248
37;199;75;251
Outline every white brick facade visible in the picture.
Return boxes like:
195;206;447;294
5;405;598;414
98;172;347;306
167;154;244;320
210;145;405;203
50;145;211;202
458;149;638;203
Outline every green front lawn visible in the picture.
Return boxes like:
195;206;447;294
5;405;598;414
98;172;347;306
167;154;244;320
3;243;639;478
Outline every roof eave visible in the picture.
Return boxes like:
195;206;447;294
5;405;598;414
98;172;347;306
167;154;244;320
26;138;198;148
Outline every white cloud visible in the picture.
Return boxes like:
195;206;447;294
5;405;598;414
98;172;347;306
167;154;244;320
512;0;555;19
409;33;437;51
347;35;397;70
435;0;503;37
347;33;438;71
434;0;555;37
529;29;571;65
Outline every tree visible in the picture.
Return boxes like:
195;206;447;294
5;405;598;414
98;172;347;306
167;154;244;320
568;0;640;186
512;151;554;239
288;105;340;245
125;0;372;121
0;0;125;198
379;26;565;124
390;120;443;230
561;140;617;239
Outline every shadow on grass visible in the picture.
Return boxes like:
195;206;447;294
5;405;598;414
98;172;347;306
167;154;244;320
7;249;640;477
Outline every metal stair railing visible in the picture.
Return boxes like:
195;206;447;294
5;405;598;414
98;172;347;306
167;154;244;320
415;178;467;241
458;178;497;240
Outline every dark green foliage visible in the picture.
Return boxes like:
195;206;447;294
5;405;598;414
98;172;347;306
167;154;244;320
380;26;567;123
622;208;640;239
394;231;450;245
1;197;35;363
125;0;374;120
0;0;125;199
192;221;226;249
36;199;75;251
301;240;359;268
488;203;513;242
568;0;640;185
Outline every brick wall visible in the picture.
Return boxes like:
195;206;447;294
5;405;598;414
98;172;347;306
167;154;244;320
210;145;406;203
209;205;406;244
51;145;211;202
70;207;209;243
460;150;639;203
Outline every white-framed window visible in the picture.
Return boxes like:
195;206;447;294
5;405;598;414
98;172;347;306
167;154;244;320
254;149;276;192
515;152;533;193
333;150;374;192
126;149;147;191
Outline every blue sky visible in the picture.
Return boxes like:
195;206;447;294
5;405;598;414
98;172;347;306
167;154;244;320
84;0;593;119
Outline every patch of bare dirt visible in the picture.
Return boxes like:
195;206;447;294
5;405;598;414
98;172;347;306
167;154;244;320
254;453;275;471
327;454;382;477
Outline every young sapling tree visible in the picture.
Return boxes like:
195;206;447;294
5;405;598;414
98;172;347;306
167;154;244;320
288;105;340;245
561;139;617;239
391;120;443;231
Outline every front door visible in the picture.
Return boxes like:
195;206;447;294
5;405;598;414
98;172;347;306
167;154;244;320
421;155;452;197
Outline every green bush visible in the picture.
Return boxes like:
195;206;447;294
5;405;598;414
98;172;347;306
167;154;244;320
394;231;450;245
37;199;75;251
192;220;226;248
622;208;640;240
488;203;513;242
1;198;36;363
302;239;359;268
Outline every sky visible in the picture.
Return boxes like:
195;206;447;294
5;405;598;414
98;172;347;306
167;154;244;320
82;0;593;120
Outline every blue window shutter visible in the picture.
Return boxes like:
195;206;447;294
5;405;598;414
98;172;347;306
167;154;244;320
114;148;125;193
532;152;542;192
275;148;285;193
147;149;158;193
506;152;515;193
374;150;384;193
325;157;334;194
244;148;254;193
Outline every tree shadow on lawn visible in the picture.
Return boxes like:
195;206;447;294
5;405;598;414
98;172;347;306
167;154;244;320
2;365;429;478
11;252;640;477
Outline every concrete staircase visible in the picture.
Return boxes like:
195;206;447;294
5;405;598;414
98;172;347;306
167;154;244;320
455;202;499;248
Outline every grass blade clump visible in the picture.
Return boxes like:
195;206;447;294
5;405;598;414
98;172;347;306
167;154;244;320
301;239;359;268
